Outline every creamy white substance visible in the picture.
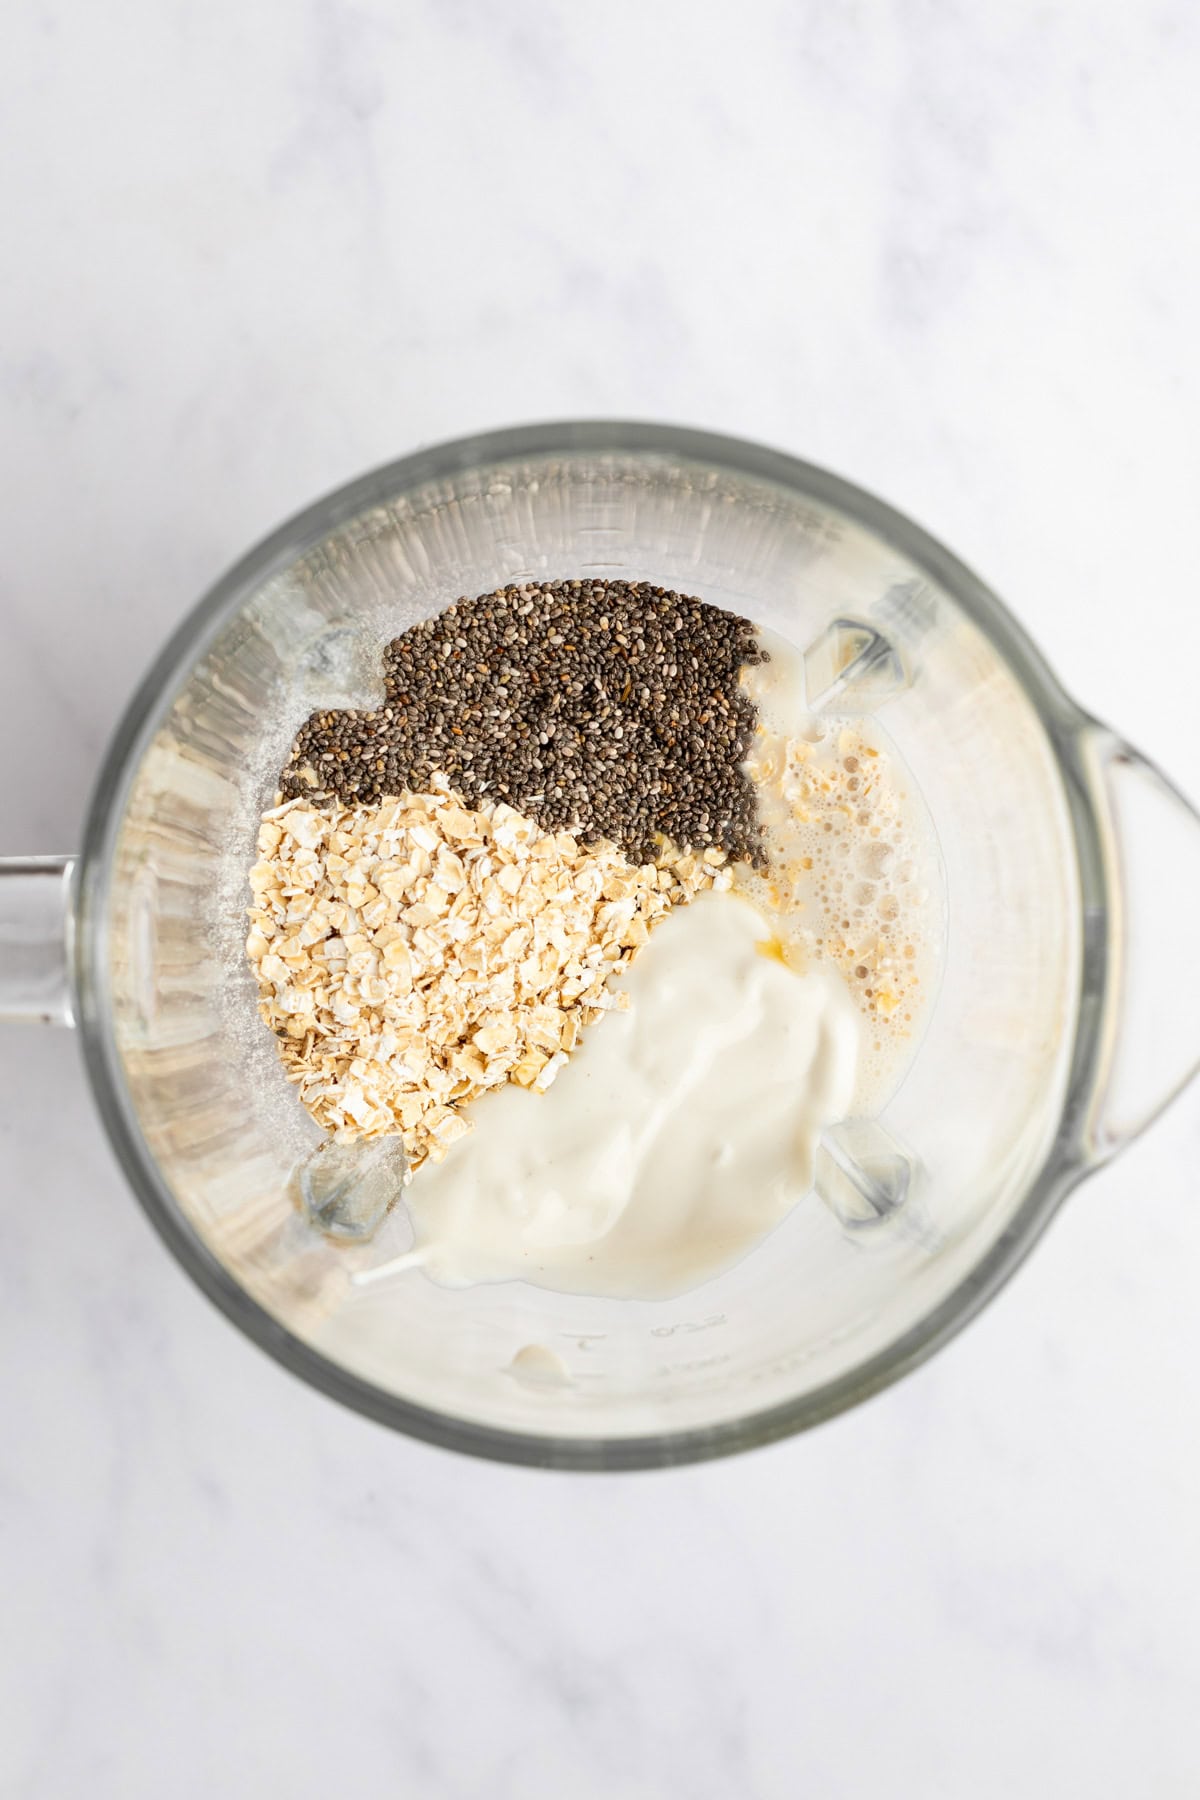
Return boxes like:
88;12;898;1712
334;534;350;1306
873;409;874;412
364;892;861;1299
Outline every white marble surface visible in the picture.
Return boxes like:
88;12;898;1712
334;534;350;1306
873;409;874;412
4;3;1200;1794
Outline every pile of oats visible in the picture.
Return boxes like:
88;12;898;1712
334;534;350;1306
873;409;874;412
247;779;727;1172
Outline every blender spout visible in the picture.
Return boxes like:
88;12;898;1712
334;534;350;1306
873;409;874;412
0;857;77;1027
1081;731;1200;1161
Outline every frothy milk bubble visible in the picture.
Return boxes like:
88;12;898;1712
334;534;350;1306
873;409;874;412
738;626;944;1110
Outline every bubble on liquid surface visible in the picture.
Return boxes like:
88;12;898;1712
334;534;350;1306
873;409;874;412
508;1345;573;1389
857;840;893;879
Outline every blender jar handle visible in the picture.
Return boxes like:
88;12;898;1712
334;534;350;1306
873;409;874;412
1083;729;1200;1161
0;857;77;1027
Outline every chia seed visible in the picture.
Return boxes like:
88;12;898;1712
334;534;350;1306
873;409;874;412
279;579;769;864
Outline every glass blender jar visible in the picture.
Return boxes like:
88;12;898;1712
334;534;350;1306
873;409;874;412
2;422;1197;1469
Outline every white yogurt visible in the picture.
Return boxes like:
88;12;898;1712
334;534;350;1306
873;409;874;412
368;890;861;1299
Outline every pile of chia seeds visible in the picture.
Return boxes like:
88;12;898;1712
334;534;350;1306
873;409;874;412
280;579;768;865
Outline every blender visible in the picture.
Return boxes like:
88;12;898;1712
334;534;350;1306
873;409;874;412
2;422;1197;1469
